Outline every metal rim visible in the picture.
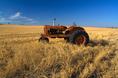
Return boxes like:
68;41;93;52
39;37;49;43
75;35;86;45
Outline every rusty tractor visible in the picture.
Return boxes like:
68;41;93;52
39;25;89;45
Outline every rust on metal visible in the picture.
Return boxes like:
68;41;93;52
42;25;86;38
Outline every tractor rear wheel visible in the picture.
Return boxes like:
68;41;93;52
39;37;49;43
69;30;89;45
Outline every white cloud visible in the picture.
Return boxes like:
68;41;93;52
9;12;32;21
10;12;21;19
0;12;38;24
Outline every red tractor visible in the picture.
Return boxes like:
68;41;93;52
39;25;89;45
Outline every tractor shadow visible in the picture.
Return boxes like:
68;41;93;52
88;39;109;47
40;38;109;47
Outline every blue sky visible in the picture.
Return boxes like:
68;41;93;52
0;0;118;27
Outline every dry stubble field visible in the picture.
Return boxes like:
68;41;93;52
0;24;118;78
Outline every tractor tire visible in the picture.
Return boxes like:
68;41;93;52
64;37;69;42
64;30;70;42
69;30;89;45
39;37;49;43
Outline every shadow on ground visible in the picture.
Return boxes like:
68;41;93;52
88;39;109;47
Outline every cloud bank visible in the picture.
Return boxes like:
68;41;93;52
0;12;38;25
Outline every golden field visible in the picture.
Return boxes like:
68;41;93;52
0;24;118;78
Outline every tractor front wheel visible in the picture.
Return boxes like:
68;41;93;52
39;37;49;43
69;30;89;46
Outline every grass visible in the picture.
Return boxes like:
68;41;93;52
0;24;118;78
